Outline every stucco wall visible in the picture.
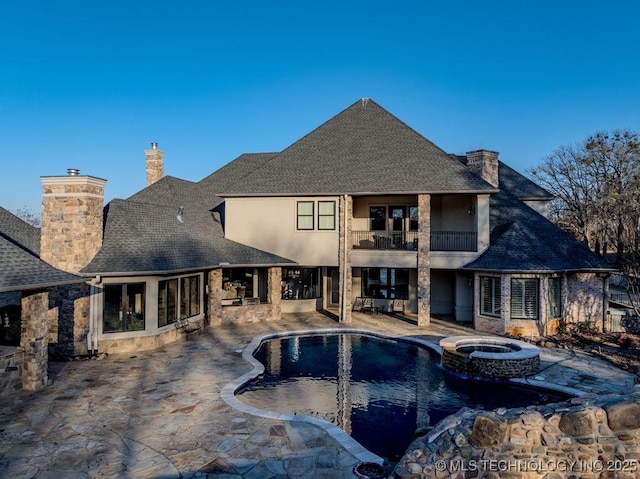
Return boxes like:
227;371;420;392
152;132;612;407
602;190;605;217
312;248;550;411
224;196;339;265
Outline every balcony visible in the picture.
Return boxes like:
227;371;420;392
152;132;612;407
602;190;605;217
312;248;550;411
352;230;477;252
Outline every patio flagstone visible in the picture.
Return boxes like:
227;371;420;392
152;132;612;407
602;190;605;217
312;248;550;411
0;312;635;478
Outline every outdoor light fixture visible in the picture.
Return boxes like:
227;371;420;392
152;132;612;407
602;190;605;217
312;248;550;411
467;206;475;216
3;314;9;328
176;206;185;223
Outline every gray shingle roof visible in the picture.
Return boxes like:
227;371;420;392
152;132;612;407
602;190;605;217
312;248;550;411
463;191;613;273
0;206;41;256
0;232;83;293
497;162;553;201
198;153;277;193
216;99;498;196
83;182;295;275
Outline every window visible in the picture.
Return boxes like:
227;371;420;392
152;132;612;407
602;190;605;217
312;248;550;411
318;201;336;230
158;279;178;327
362;268;409;299
180;275;200;318
480;276;501;317
103;283;145;333
511;278;539;319
282;267;321;299
409;206;419;231
222;268;255;299
297;201;314;230
370;206;386;231
548;277;562;318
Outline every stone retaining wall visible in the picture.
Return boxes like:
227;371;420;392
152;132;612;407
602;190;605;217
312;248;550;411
221;304;278;324
393;387;640;479
0;348;23;398
98;325;190;354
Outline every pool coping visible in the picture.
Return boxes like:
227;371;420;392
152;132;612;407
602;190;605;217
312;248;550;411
220;328;588;465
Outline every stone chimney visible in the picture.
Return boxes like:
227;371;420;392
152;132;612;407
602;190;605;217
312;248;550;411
466;150;499;188
40;169;107;273
145;142;164;186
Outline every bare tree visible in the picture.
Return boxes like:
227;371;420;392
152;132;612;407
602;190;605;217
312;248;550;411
531;130;640;315
12;206;41;228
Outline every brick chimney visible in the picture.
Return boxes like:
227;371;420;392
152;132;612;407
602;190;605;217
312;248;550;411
145;142;164;186
40;169;107;273
466;150;499;188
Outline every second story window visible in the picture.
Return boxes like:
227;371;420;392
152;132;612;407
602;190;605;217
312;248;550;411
297;201;314;230
370;206;386;231
318;201;336;230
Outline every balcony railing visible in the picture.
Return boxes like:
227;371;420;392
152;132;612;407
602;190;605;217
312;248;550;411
352;230;477;252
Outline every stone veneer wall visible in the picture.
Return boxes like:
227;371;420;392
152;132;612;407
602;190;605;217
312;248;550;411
441;348;540;379
0;349;24;398
417;194;430;327
394;388;640;479
21;290;50;391
98;326;188;354
221;304;278;324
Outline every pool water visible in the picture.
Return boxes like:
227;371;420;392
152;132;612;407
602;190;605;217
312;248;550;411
456;344;514;354
237;333;566;461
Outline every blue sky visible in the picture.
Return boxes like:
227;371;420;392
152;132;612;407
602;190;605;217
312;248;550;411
1;0;639;215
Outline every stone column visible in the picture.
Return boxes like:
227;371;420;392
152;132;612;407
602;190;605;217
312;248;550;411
267;267;282;320
208;269;222;326
338;195;353;323
21;290;50;392
417;194;431;327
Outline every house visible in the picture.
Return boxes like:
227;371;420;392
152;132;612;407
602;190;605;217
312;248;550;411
2;99;615;378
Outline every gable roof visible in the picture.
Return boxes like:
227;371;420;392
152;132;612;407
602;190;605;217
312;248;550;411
0;206;41;256
464;190;613;273
216;99;498;197
83;180;295;276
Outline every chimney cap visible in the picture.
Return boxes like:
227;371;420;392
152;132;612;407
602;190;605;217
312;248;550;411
67;168;80;176
151;142;158;150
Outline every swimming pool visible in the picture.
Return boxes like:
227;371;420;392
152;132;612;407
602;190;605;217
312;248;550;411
236;333;566;461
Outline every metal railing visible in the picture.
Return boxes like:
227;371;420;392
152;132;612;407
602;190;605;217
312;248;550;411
351;230;477;252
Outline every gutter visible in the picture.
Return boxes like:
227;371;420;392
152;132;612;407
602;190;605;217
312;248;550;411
0;278;87;294
79;262;298;278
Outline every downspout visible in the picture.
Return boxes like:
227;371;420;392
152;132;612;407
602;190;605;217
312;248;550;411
88;276;101;354
88;283;95;355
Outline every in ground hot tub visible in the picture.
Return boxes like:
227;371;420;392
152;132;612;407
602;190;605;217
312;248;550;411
440;336;540;379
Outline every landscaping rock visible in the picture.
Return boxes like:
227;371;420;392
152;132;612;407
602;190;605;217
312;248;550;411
468;415;507;447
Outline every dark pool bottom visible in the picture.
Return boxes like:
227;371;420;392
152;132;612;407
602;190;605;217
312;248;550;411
237;333;567;462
